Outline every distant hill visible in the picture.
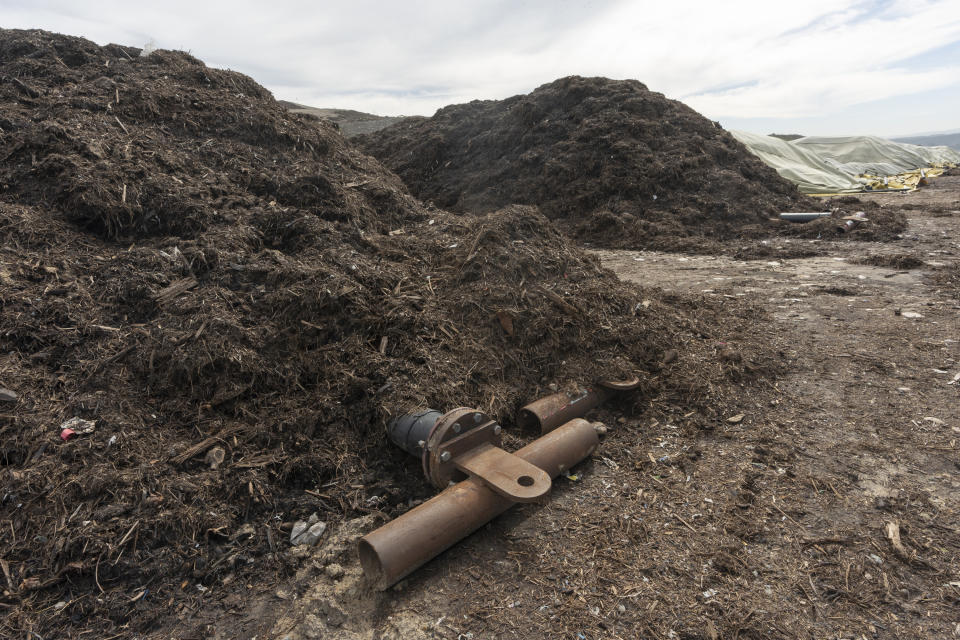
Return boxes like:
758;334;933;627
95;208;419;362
892;131;960;151
769;133;804;141
277;101;407;137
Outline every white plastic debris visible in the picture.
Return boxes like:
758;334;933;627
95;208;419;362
60;417;96;434
290;512;327;546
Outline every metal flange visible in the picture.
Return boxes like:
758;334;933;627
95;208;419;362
389;407;552;501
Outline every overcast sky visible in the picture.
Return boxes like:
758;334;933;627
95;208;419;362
3;0;959;136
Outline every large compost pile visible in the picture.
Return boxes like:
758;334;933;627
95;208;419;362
0;30;776;636
356;76;815;249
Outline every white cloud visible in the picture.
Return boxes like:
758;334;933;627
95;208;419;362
3;0;960;133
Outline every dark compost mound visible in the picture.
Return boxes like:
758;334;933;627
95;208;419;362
356;76;815;249
0;31;777;636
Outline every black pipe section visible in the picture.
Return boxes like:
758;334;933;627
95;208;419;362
387;409;443;457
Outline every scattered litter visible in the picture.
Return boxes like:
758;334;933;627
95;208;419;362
59;417;96;440
290;513;327;546
726;414;745;424
923;417;945;427
884;521;910;561
900;311;923;319
60;416;96;433
948;373;960;385
0;387;17;402
204;446;226;470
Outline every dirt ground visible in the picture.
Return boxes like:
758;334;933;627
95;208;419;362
135;180;958;639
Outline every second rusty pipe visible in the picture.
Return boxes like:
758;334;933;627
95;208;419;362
517;386;611;434
358;418;599;590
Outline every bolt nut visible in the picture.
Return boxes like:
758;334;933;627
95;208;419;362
452;423;461;433
417;440;426;449
440;451;452;463
493;425;502;435
474;413;483;424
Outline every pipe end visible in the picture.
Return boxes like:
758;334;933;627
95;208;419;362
357;537;388;591
516;408;541;433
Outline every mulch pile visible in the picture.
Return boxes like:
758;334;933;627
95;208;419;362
0;30;777;637
357;76;821;250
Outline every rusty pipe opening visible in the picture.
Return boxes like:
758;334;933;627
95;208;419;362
519;377;642;434
357;538;384;587
517;386;611;434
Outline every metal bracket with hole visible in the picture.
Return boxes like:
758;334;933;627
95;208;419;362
389;407;552;500
365;414;601;589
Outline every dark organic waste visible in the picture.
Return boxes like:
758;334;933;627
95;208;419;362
0;30;776;636
853;254;924;269
356;76;817;249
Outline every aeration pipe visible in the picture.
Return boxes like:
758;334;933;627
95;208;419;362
358;418;599;590
517;387;611;434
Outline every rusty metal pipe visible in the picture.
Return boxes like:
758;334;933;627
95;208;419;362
358;418;599;590
517;387;611;434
